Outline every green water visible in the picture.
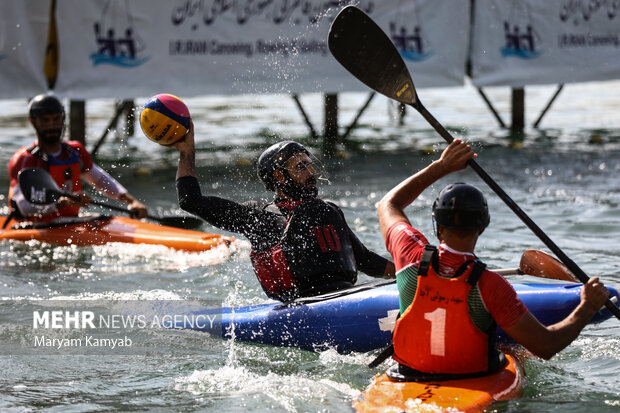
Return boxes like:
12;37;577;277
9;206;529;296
0;84;619;411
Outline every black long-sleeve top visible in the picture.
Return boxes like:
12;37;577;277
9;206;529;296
177;176;388;278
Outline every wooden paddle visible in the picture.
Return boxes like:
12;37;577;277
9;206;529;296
493;250;578;282
519;249;578;282
328;6;619;320
17;167;204;230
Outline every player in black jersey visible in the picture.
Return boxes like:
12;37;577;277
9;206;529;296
173;121;394;301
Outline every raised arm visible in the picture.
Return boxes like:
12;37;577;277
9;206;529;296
173;119;197;180
377;139;476;241
171;120;284;244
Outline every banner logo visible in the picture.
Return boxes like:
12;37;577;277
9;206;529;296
89;1;149;67
390;22;433;62
501;21;541;59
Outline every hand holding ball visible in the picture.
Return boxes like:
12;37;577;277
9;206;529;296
140;93;190;146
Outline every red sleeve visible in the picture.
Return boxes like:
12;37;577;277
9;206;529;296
66;141;93;173
8;149;24;189
478;271;528;329
385;221;429;272
8;147;39;189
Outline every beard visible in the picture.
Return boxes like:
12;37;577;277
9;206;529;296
37;127;63;145
279;176;318;199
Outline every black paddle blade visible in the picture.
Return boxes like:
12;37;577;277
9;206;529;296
155;215;204;230
18;167;63;205
328;6;417;105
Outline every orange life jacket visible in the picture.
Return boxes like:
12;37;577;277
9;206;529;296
392;244;500;375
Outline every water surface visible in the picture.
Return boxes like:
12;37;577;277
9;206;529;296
1;82;619;411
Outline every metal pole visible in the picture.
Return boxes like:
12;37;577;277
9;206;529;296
511;88;525;133
533;84;564;128
291;94;319;140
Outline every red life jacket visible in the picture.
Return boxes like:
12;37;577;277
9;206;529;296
22;144;83;219
250;198;357;301
392;245;500;375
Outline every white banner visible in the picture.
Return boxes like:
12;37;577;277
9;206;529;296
52;0;469;99
471;0;620;87
0;0;50;99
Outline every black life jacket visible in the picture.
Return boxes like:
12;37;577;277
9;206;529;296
250;198;357;301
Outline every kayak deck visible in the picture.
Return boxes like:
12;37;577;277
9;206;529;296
354;354;524;413
0;215;234;252
179;281;619;353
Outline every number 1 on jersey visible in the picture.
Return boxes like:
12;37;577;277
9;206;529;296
424;307;446;357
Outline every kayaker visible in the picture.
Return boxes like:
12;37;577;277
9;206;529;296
8;93;147;221
173;120;395;302
376;138;610;379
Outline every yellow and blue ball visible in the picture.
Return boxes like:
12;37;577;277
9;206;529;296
140;93;190;146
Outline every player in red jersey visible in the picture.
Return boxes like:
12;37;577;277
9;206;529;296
377;138;609;380
8;93;146;221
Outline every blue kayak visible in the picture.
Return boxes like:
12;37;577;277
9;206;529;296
177;280;619;353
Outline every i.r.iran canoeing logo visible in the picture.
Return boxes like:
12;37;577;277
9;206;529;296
500;1;542;59
390;22;433;62
501;21;542;59
89;0;149;67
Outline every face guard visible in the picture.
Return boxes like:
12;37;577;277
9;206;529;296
257;141;329;199
278;153;330;199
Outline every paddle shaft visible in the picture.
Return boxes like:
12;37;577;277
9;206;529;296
492;268;521;276
414;101;620;319
62;191;198;227
327;5;618;319
62;192;151;220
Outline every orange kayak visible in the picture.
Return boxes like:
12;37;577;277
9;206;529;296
0;215;234;252
354;354;524;413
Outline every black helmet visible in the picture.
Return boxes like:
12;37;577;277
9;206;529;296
257;141;310;191
432;183;490;230
28;94;65;118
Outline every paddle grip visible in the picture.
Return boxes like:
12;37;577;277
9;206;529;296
415;103;620;321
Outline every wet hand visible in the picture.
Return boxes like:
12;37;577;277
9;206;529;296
581;277;610;313
439;139;476;172
57;192;91;208
172;119;195;152
127;200;148;219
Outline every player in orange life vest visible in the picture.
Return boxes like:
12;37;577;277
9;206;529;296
173;121;395;301
377;139;610;378
7;93;147;221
